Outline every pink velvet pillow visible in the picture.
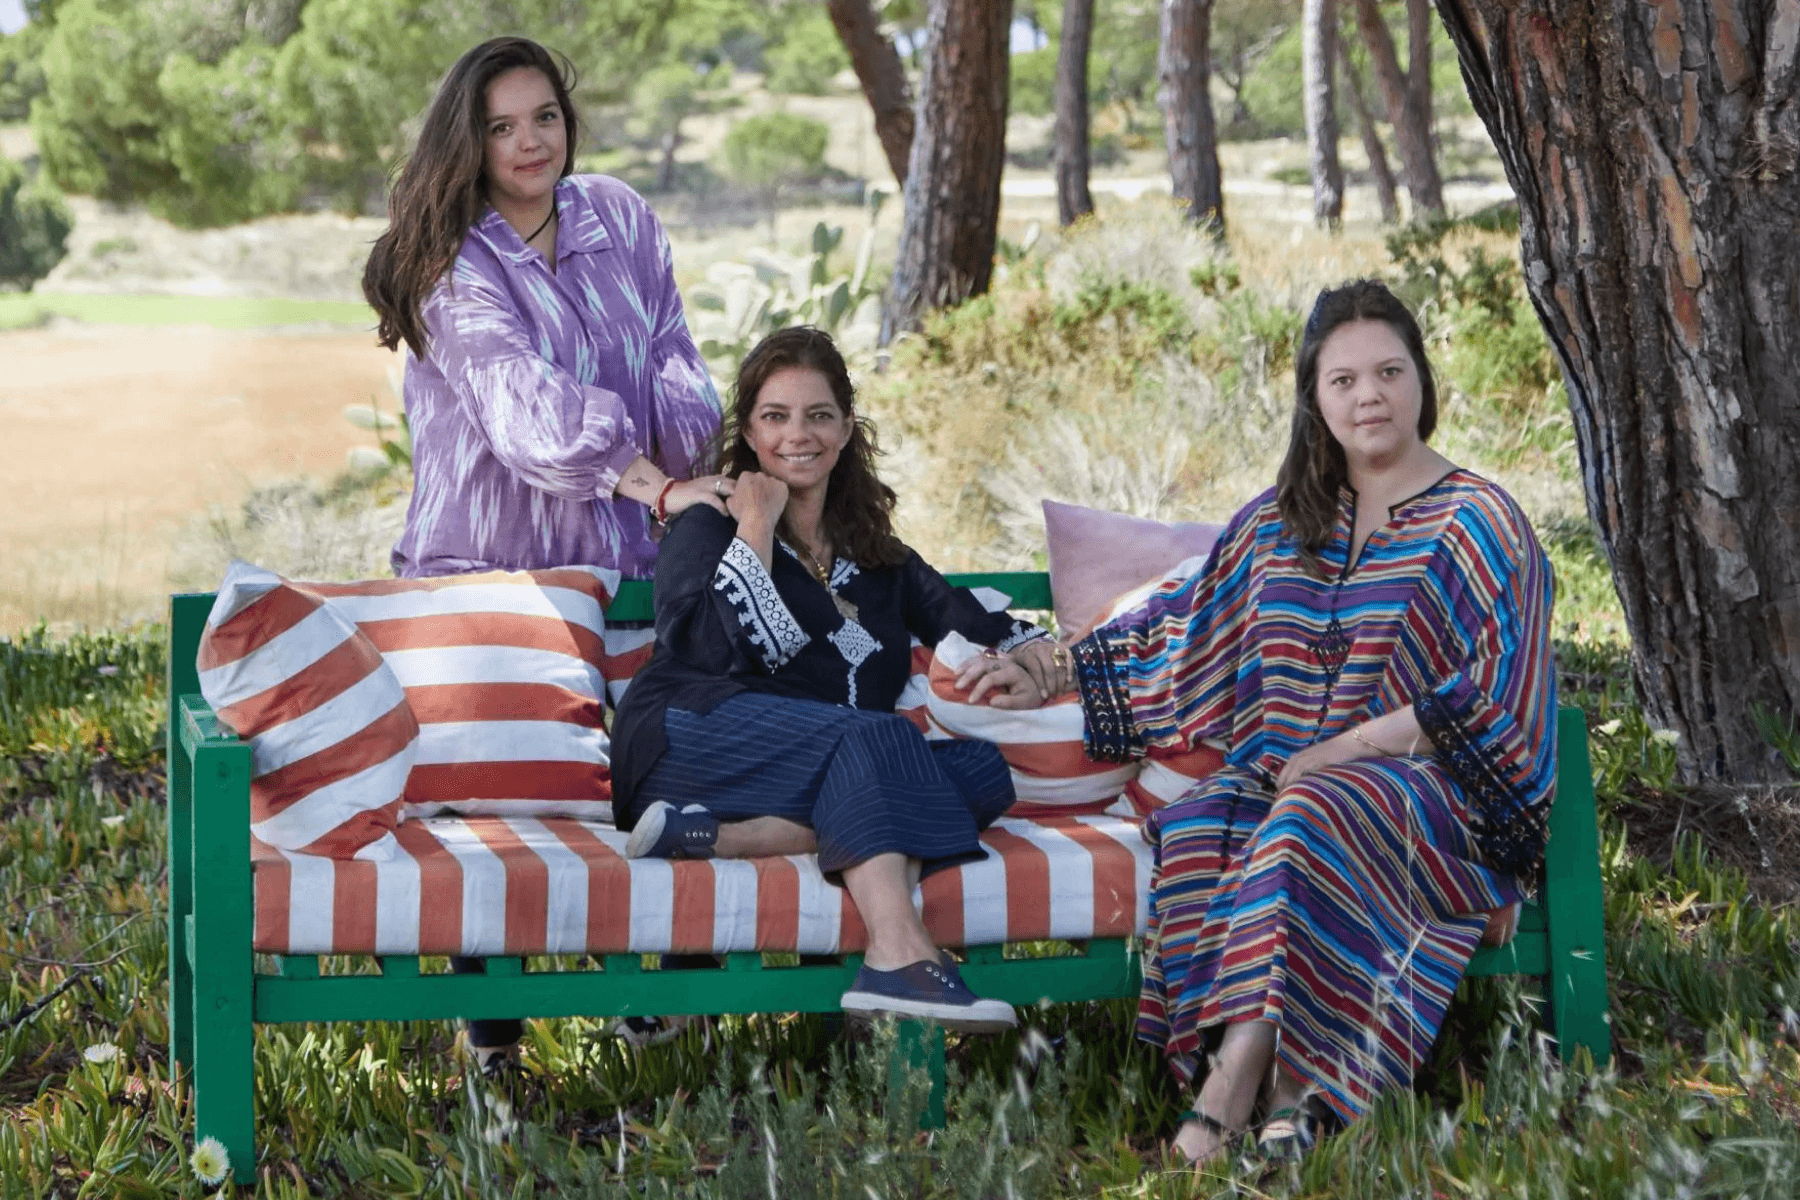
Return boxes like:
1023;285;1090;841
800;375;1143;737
1043;500;1224;639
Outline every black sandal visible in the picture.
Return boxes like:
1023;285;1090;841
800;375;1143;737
1171;1107;1245;1167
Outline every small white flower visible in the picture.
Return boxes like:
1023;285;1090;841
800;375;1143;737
1650;728;1681;747
82;1042;120;1063
97;665;120;677
100;815;126;829
189;1136;230;1186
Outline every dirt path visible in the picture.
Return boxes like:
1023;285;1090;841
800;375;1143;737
0;324;400;631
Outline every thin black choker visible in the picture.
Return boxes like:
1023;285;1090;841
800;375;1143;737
523;206;555;244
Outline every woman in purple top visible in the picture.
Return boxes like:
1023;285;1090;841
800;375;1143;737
361;35;732;1071
364;37;734;582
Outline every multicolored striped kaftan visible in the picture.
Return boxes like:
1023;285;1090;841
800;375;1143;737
1072;470;1556;1121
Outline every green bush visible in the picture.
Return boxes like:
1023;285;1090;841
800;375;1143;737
1010;45;1056;116
0;155;72;292
720;110;829;190
762;9;849;95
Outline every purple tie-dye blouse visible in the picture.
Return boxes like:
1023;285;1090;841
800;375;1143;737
391;174;722;580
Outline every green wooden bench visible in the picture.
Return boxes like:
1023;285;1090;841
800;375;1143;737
166;572;1609;1184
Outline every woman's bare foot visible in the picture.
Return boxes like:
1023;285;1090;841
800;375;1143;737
1170;1108;1241;1167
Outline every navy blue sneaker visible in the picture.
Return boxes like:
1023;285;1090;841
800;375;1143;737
839;958;1016;1033
626;802;718;860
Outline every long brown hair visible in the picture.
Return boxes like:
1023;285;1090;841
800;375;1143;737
362;38;580;358
721;327;907;569
1275;279;1439;577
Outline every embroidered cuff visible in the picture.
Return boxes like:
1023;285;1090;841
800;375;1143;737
714;538;810;672
1073;630;1143;763
996;622;1049;653
1415;685;1547;879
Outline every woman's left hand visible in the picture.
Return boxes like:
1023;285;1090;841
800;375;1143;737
1006;638;1072;699
1274;734;1360;791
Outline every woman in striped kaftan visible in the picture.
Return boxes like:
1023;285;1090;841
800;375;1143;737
971;280;1557;1162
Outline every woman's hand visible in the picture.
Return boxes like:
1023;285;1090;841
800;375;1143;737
956;654;1049;709
1274;733;1362;791
1006;638;1073;699
662;473;736;518
726;471;787;566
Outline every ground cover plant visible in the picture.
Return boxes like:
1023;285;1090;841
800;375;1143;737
3;209;1799;1197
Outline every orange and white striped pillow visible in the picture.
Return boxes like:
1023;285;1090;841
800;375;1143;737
305;566;620;822
198;561;419;859
923;633;1141;817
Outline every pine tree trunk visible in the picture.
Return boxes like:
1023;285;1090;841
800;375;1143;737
1302;0;1344;228
1158;0;1225;234
828;0;917;185
1339;41;1399;224
1054;0;1096;225
880;0;1013;341
1436;0;1800;782
1350;0;1444;216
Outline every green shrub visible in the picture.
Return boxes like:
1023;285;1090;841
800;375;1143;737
762;9;849;96
720;111;829;189
0;155;71;292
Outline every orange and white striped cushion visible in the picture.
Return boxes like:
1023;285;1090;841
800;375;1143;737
924;633;1140;817
198;561;418;860
303;567;620;822
250;813;1151;956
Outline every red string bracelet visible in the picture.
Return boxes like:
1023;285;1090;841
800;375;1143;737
653;479;677;524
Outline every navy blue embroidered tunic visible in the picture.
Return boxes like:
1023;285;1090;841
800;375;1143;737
609;507;1044;821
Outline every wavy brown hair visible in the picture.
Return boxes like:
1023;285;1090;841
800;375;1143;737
362;38;580;358
720;327;907;569
1276;279;1439;577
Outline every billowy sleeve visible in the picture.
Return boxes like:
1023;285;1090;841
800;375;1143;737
1413;503;1558;877
422;254;641;501
641;206;722;481
1072;502;1262;762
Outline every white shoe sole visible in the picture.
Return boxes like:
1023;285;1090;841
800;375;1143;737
625;802;672;859
840;990;1018;1034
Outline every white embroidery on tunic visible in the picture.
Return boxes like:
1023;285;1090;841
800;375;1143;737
997;622;1049;653
827;618;881;707
715;538;810;671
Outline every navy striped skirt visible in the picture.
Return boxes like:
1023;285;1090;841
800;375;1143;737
632;692;1015;881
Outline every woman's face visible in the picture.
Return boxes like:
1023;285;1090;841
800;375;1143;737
1313;319;1426;472
743;367;851;495
481;67;565;212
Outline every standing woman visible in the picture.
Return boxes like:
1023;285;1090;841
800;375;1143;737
363;36;733;581
361;36;732;1069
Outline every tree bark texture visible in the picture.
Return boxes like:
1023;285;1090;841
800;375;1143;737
1158;0;1226;234
881;0;1012;341
1302;0;1344;227
1054;0;1097;225
1340;41;1400;223
1436;0;1800;781
1351;0;1445;215
828;0;917;185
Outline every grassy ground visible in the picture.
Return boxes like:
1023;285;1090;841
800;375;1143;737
3;207;1798;1197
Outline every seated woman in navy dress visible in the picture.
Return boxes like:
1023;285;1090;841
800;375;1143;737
610;326;1070;1031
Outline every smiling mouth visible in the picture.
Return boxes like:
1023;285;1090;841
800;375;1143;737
779;452;821;463
518;159;550;171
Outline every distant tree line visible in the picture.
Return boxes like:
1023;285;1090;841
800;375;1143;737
0;0;860;227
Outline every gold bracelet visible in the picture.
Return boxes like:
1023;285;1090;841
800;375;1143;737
1349;726;1385;756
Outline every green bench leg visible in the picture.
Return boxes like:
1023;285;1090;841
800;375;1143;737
1544;707;1610;1067
167;716;195;1072
890;1020;947;1129
190;741;257;1184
